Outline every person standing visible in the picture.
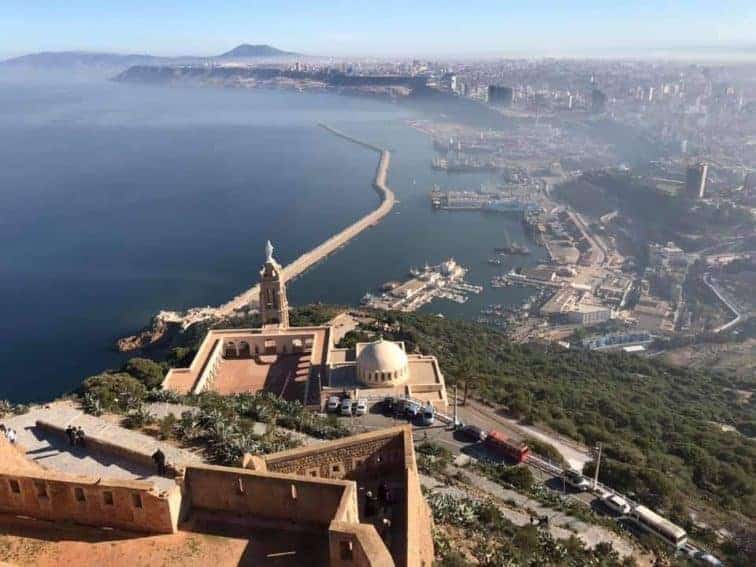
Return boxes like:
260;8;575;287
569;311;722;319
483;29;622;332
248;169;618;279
65;425;76;446
380;517;392;545
75;427;86;448
152;449;166;476
364;490;378;518
6;428;17;445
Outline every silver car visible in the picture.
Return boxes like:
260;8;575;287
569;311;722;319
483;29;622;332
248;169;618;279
339;399;354;416
326;396;341;412
354;399;368;416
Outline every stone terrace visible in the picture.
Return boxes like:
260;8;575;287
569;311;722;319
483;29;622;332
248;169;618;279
1;401;202;492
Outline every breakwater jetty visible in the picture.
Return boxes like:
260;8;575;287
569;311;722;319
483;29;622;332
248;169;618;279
118;125;395;351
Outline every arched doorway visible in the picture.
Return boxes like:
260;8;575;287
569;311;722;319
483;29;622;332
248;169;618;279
238;341;251;358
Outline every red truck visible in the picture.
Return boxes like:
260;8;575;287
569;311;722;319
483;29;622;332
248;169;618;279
484;430;530;463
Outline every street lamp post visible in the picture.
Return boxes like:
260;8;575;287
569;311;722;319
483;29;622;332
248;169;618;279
593;442;603;491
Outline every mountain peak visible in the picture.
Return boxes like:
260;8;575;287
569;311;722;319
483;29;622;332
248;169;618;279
218;44;295;58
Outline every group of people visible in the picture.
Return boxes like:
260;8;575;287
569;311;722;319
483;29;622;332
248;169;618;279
65;425;87;448
0;424;17;444
363;480;394;518
363;481;394;544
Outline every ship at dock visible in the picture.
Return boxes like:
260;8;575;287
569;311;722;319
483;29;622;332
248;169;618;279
361;259;483;312
429;187;539;214
483;199;538;214
432;156;498;173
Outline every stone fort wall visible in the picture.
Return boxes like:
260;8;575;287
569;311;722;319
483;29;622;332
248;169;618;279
184;464;359;527
329;521;395;567
0;469;180;534
257;428;409;481
247;427;433;567
404;466;434;567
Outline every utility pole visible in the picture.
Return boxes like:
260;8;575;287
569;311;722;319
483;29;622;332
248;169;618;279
593;442;602;491
453;384;459;429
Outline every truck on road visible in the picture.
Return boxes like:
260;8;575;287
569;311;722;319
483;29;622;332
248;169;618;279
484;430;530;463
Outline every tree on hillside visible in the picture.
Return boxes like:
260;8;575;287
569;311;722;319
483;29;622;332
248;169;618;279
123;357;165;389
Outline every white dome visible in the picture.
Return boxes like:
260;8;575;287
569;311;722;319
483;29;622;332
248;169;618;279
356;340;409;386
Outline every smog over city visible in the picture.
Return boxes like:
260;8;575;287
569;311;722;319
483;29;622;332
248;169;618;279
0;2;754;566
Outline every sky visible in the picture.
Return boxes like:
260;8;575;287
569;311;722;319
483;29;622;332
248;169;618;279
2;1;755;59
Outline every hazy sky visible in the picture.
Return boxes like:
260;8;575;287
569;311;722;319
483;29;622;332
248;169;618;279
2;1;755;59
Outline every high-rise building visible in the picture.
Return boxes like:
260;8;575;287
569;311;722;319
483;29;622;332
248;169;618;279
685;163;708;200
488;85;514;106
591;88;607;113
259;240;290;327
744;172;756;195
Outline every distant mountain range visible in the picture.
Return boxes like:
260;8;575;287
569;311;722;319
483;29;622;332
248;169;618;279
0;44;299;72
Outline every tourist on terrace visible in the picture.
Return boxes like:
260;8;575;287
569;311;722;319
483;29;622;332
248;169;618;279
6;427;17;445
152;448;167;476
75;427;86;448
65;425;76;446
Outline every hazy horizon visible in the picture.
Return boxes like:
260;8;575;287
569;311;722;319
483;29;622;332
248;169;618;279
2;0;755;61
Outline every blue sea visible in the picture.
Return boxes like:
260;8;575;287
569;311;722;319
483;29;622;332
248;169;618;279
0;78;545;402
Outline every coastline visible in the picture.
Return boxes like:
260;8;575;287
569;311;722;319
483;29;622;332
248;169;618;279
117;124;396;351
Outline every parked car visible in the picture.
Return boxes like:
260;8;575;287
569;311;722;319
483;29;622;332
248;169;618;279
326;396;341;412
354;399;368;416
339;399;354;416
602;493;632;515
382;396;396;415
564;469;592;492
460;424;487;443
694;552;723;566
405;401;421;419
420;404;435;426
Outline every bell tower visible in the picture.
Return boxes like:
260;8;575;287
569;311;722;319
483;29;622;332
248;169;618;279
259;240;289;328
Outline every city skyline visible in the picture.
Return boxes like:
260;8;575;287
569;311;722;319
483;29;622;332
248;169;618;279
2;0;755;60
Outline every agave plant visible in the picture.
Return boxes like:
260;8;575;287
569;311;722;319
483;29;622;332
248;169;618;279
177;410;201;441
82;392;103;416
145;389;183;404
124;404;154;429
0;399;12;418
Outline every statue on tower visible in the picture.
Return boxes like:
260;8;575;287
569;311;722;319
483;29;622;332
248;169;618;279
259;240;289;328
